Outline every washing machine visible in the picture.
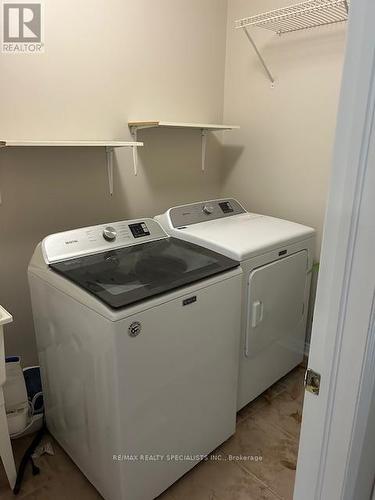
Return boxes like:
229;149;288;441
28;218;242;500
155;199;315;410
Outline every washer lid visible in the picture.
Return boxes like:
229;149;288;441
49;237;239;309
166;213;315;261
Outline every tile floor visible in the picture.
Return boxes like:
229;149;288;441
0;366;305;500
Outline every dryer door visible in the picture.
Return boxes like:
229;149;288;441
245;250;308;358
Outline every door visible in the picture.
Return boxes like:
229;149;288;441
246;251;307;358
294;1;375;498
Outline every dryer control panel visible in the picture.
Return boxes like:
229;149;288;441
168;199;246;228
42;218;167;264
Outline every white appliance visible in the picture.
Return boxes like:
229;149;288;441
28;218;242;500
156;199;315;410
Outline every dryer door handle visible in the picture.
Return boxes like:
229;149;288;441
251;300;264;328
245;299;264;357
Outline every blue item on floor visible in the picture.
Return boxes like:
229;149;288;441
23;366;44;415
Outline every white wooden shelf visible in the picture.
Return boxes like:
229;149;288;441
0;305;12;326
128;121;239;131
128;121;240;171
0;140;143;195
235;0;349;86
0;140;142;147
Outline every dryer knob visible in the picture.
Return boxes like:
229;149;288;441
202;204;214;215
103;226;117;242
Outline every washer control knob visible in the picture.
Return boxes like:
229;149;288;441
103;226;117;242
202;204;214;215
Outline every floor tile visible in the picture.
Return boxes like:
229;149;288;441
237;375;289;423
16;480;76;500
251;391;303;441
221;415;299;500
242;367;305;441
158;453;280;500
0;435;53;499
0;368;305;500
283;367;305;404
237;366;305;428
237;394;268;424
0;435;102;500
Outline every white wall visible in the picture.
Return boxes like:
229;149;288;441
222;0;346;258
0;0;228;365
0;0;347;365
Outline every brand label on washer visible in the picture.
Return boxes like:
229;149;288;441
128;321;141;337
183;296;197;306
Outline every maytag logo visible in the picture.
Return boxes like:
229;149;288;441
65;240;79;245
2;1;44;53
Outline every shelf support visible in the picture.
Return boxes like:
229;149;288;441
242;27;275;87
0;141;142;197
201;129;207;172
105;147;114;196
130;127;138;176
107;138;140;191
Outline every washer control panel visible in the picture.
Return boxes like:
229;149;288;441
169;199;246;228
42;218;167;264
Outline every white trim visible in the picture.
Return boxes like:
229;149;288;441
343;294;375;500
294;0;375;498
318;37;375;499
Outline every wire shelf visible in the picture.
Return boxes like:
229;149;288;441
235;0;349;35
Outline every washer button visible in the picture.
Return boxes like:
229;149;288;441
202;204;214;215
103;226;117;242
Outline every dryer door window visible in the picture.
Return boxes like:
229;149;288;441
245;251;308;358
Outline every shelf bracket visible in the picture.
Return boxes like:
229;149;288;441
130;127;138;176
242;27;275;87
201;129;207;172
105;147;114;196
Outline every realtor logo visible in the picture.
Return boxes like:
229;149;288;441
2;2;44;53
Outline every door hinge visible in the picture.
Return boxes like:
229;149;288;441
304;369;321;396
